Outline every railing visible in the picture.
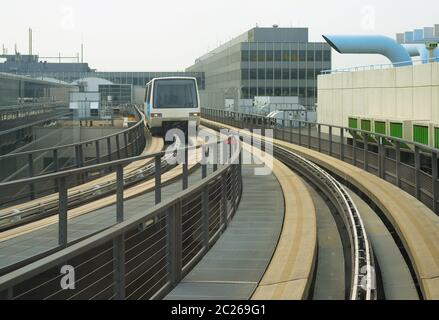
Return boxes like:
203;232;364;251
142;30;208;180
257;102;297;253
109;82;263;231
321;57;439;75
0;105;147;207
202;108;439;216
0;101;69;133
0;138;243;300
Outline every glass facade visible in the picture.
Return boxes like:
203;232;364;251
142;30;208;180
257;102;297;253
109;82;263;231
187;38;331;109
0;74;69;106
99;84;133;106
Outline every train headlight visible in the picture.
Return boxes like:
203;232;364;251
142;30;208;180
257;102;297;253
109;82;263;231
151;113;162;118
190;112;199;117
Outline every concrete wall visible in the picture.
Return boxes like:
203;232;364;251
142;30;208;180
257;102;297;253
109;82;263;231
317;62;439;128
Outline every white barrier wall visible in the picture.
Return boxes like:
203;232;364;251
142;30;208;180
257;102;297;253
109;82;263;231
317;62;439;128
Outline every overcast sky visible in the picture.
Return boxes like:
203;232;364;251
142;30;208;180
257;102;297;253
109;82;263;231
1;0;438;71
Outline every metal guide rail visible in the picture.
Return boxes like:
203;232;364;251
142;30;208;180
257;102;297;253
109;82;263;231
274;146;376;300
202;120;377;300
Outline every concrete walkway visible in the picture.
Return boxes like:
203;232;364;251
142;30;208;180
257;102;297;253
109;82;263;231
165;163;284;300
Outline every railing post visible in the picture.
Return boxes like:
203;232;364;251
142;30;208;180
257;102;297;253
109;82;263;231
107;137;112;162
116;135;121;160
282;119;286;141
340;128;345;161
221;173;228;230
415;146;421;200
299;121;302;146
27;153;35;200
329;127;333;156
308;123;312;149
432;151;438;214
58;176;68;247
202;185;210;251
124;132;129;158
202;148;207;179
116;164;124;223
396;141;401;188
353;133;357;166
53;149;59;172
379;137;385;179
318;124;322;152
113;233;126;300
95;140;100;164
290;120;293;143
168;202;182;286
155;155;162;205
183;144;189;190
364;133;369;171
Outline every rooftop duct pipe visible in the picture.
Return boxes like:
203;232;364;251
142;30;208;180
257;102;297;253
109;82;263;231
402;44;439;63
322;35;412;67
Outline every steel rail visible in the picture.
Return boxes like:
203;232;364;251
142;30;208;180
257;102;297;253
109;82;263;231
202;120;377;300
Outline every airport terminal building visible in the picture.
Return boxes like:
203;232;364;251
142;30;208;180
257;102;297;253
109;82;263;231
187;26;332;109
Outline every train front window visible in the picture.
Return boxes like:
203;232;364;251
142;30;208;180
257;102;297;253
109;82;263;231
154;79;198;108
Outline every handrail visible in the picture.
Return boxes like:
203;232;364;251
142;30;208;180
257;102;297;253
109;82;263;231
0;138;243;300
202;107;439;215
209;107;439;154
321;57;439;75
0;105;145;160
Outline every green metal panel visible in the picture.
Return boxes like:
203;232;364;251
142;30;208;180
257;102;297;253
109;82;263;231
435;127;439;149
413;125;429;145
348;117;358;129
361;119;371;132
390;122;403;138
374;121;386;135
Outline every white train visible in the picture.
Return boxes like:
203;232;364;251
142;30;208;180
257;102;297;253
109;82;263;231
144;77;201;136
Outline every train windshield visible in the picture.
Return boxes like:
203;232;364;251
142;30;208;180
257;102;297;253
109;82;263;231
154;79;198;109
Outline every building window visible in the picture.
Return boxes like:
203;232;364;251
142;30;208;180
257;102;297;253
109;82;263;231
299;70;306;79
250;50;258;62
250;87;257;96
299;50;306;61
266;88;273;96
258;69;265;80
290;53;299;61
274;88;282;96
274;50;282;62
315;50;323;61
266;69;273;80
258;51;265;62
291;69;298;80
241;69;249;80
323;50;331;61
282;88;290;96
282;50;290;61
266;50;274;62
258;87;266;96
274;69;282;79
307;50;315;62
282;69;290;80
242;87;249;99
250;69;257;80
241;50;250;62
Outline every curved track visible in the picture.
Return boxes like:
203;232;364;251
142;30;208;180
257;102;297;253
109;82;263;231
202;119;439;300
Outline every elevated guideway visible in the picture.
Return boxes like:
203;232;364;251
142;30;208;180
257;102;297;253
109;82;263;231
0;108;438;300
